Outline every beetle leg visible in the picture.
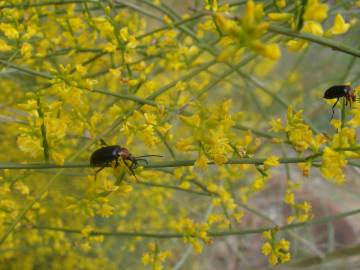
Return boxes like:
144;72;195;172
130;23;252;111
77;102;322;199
100;139;108;146
94;166;105;181
124;160;138;181
330;98;339;120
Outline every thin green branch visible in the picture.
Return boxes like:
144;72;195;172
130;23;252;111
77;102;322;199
2;146;359;170
31;207;360;238
0;0;100;8
37;98;50;162
268;25;360;58
233;124;276;139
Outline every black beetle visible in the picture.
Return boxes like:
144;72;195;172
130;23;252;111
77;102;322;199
323;85;357;120
90;144;162;180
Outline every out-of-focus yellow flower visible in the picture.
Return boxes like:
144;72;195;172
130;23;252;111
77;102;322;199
331;127;356;148
320;147;347;184
0;23;19;39
179;114;201;128
284;190;295;205
262;230;291;265
176;137;194;152
262;242;272;255
275;0;286;8
14;181;30;196
214;13;242;38
0;39;12;52
262;43;282;60
163;15;172;25
303;0;329;22
264;155;280;169
17;135;43;158
51;151;65;165
270;118;283;132
298;161;311;176
268;12;292;21
254;58;277;77
194;154;209;170
21;42;33;59
325;14;350;36
302;21;324;36
286;39;308;52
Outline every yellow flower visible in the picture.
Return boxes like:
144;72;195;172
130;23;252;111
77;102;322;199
214;14;242;38
284;190;295;205
286;39;308;52
287;215;295;224
269;118;283;132
179;114;201;128
298;162;311;176
81;225;93;238
325;14;350;36
331;127;356;148
163;15;172;25
268;12;292;21
262;43;282;60
175;137;194;152
17;135;43;158
275;0;286;8
302;21;324;36
102;42;117;52
320;147;347;184
142;253;151;265
21;42;33;59
303;0;329;22
51;151;65;165
97;202;114;218
269;253;278;265
0;23;19;39
14;181;30;196
0;39;12;52
242;0;256;28
264;155;280;168
263;230;272;240
262;242;272;256
194;154;209;170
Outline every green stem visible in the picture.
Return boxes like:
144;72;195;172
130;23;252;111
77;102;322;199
37;98;50;162
340;96;346;129
268;25;360;58
233;125;276;139
31;207;360;238
0;0;100;8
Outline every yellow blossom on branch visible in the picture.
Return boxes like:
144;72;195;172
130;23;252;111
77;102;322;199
325;14;350;36
320;147;347;184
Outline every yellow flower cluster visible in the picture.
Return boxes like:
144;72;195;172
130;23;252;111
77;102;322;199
215;0;281;61
262;230;291;265
267;0;351;52
142;242;172;270
271;106;326;152
176;100;235;165
284;182;312;224
171;218;211;253
320;147;347;184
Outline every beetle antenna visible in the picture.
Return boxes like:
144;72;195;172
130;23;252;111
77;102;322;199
135;155;163;158
135;158;149;166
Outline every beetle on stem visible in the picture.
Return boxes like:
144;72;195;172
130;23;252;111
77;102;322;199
90;144;162;180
